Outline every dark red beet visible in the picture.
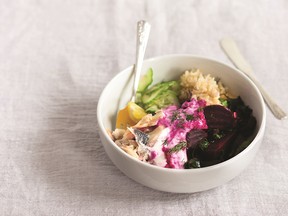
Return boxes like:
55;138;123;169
201;130;238;160
204;105;236;130
186;129;207;148
239;116;257;137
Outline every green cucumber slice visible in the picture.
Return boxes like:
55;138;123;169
137;68;153;93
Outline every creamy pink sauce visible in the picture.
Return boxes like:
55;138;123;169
155;99;208;169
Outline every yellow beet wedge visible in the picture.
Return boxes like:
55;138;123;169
116;102;147;129
116;105;136;129
127;102;147;122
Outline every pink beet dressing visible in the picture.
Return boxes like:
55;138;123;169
155;98;208;169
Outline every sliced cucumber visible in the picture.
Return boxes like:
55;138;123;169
142;84;167;104
137;68;153;93
141;81;180;113
142;81;179;104
144;90;179;112
145;105;159;113
136;68;180;114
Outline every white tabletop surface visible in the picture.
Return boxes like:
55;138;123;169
1;0;288;215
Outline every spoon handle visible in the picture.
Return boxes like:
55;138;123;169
131;20;151;102
220;37;287;120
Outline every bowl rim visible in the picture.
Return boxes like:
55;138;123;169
97;54;266;173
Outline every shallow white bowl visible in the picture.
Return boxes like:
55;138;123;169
97;54;266;193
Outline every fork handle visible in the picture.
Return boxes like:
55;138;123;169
131;20;151;102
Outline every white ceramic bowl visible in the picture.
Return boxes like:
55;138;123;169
97;54;266;193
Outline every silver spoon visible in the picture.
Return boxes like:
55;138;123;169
116;20;150;128
220;37;287;120
131;20;151;102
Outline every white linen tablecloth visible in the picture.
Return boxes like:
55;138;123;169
0;0;288;215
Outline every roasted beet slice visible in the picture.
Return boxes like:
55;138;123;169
204;105;236;130
224;133;247;160
186;129;208;148
200;130;238;160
